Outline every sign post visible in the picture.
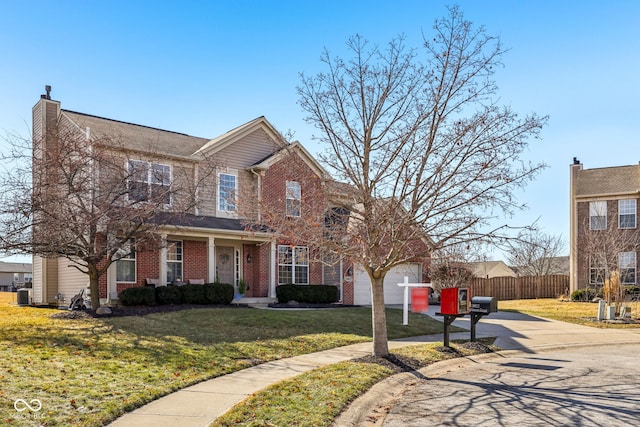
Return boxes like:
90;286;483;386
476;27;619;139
397;276;432;325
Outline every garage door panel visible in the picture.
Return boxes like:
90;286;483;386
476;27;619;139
353;264;421;305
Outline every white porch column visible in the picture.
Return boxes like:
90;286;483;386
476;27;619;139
270;240;277;298
107;262;117;303
159;234;168;286
208;237;216;283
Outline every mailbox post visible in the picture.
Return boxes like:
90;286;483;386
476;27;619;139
469;296;498;342
437;288;470;347
436;290;498;347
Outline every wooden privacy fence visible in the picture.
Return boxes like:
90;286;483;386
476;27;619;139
469;275;570;300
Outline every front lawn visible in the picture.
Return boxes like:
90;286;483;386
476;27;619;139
0;299;456;426
499;298;640;328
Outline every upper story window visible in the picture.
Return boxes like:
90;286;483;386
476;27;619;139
286;180;301;217
589;201;607;230
128;160;171;205
619;199;637;229
218;172;237;212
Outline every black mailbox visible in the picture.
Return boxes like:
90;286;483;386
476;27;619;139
470;296;498;314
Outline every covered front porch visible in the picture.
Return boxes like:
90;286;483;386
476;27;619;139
106;222;277;304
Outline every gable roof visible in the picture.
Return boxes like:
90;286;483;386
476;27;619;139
249;141;329;178
0;261;32;274
61;110;210;159
574;164;640;198
193;116;287;157
470;261;516;278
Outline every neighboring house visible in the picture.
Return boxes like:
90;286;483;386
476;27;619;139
469;261;517;279
0;261;33;291
510;256;570;277
31;92;429;306
544;256;570;275
569;158;640;293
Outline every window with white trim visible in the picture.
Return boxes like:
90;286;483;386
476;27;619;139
286;180;301;217
116;240;136;283
166;240;183;284
278;245;309;284
589;254;606;285
218;173;237;212
589;201;607;230
127;160;171;205
618;199;636;229
619;252;636;284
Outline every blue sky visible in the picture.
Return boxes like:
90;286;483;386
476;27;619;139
1;0;639;262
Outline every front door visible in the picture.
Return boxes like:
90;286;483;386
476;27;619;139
216;246;235;285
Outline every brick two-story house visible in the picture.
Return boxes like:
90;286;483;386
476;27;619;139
31;91;429;307
569;158;640;293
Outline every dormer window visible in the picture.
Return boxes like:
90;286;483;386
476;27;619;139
286;180;301;217
127;160;171;205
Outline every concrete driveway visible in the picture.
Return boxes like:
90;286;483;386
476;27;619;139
382;344;640;426
337;307;640;426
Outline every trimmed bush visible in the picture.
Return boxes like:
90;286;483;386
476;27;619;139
204;283;234;305
570;287;603;301
180;283;207;304
155;286;183;305
276;284;340;304
118;286;156;306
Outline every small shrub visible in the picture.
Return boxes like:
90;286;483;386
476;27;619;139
180;284;207;304
276;284;339;304
204;283;234;304
155;286;183;305
118;287;156;306
570;287;602;301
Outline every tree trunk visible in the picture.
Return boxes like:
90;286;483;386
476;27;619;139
370;276;389;356
87;262;101;311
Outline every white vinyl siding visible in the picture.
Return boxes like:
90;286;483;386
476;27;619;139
57;258;88;302
32;256;43;304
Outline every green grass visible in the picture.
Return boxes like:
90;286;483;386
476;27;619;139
0;301;459;427
499;298;640;328
212;340;498;427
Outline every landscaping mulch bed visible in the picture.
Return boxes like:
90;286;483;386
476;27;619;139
268;302;358;309
49;303;246;319
354;341;495;373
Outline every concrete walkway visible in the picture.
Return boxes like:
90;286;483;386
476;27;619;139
108;306;640;427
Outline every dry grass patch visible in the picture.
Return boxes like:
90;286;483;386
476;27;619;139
499;298;640;328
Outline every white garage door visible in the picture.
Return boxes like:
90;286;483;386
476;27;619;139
353;264;421;305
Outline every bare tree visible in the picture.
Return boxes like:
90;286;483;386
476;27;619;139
506;229;566;276
279;6;547;356
578;217;639;312
430;245;476;293
0;124;216;310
